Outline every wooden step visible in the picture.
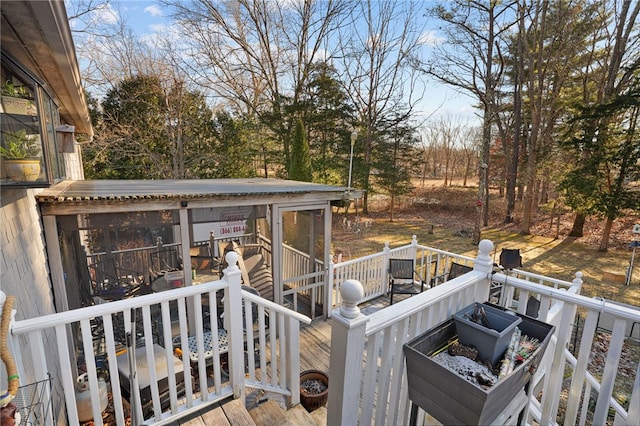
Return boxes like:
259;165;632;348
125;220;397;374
248;399;287;425
180;398;256;426
309;406;327;426
280;404;321;426
219;398;257;426
248;399;324;426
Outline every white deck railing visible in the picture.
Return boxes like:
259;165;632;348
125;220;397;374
327;239;640;426
5;252;310;426
329;235;569;314
282;244;325;319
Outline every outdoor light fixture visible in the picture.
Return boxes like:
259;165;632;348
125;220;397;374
348;130;357;192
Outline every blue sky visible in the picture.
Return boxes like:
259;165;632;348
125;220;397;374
70;0;480;126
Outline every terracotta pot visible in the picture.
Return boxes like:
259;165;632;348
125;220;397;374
300;369;328;412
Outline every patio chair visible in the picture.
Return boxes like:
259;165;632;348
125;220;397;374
430;261;473;287
448;262;473;280
499;248;522;269
388;258;425;305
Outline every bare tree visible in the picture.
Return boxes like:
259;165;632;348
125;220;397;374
519;0;625;235
335;0;427;213
163;0;348;173
419;0;519;242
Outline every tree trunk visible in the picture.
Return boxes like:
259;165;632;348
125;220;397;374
599;217;613;252
506;4;525;224
569;212;586;237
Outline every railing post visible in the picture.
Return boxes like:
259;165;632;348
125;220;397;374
383;242;390;294
327;279;369;426
570;271;583;293
223;251;246;402
410;234;418;257
473;239;494;300
285;315;301;407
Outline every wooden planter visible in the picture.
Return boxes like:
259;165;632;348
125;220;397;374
300;370;328;412
404;311;554;425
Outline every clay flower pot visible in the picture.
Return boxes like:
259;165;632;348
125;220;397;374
300;369;328;412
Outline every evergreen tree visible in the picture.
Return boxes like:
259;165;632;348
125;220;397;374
289;119;312;182
560;86;640;250
303;62;354;185
373;118;419;221
207;111;255;178
84;75;217;179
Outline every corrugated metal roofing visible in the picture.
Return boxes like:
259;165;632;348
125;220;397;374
36;179;353;203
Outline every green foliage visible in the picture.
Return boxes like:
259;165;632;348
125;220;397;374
83;76;218;179
303;62;355;185
1;80;31;98
559;87;640;220
0;129;40;159
373;119;418;200
205;111;255;178
289;119;312;182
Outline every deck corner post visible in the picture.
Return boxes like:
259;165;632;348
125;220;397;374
474;239;494;301
474;239;494;274
327;280;368;426
571;271;583;293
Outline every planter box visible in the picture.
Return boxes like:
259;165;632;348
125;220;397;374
404;313;554;425
0;96;37;116
453;302;522;366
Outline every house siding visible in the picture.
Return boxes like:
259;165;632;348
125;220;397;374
0;150;83;424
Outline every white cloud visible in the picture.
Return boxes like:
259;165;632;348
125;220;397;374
418;30;444;46
93;2;119;25
144;5;163;17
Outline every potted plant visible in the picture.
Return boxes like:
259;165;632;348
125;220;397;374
1;81;36;115
1;129;42;181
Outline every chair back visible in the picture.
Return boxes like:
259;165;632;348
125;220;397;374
500;248;522;269
448;262;473;280
389;258;415;279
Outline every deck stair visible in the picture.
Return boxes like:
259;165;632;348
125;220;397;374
181;398;326;426
248;400;326;426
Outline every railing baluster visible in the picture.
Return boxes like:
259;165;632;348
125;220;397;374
79;317;104;426
56;324;80;426
565;309;599;425
592;318;627;425
102;313;126;423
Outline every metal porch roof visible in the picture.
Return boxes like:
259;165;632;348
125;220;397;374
37;179;355;203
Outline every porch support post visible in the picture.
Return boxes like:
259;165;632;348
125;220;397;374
179;208;198;336
223;252;246;402
327;279;368;426
42;215;69;312
323;204;332;318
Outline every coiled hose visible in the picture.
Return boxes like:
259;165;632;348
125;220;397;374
0;296;18;407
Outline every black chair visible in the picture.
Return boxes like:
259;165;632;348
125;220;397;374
388;259;425;305
500;248;522;269
430;261;473;286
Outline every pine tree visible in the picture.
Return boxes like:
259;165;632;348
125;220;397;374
289;119;312;182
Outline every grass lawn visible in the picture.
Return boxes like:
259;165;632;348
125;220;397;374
332;202;639;307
